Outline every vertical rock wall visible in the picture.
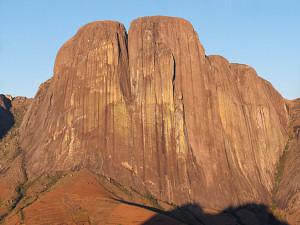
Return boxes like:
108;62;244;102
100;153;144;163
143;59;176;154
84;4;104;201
20;16;289;209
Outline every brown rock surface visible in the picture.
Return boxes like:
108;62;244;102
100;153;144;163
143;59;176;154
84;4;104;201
128;16;288;208
275;98;300;224
20;16;289;211
0;95;32;217
20;21;131;179
286;98;300;135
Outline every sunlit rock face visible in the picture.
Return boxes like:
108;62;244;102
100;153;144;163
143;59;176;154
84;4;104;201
20;16;289;209
20;21;132;181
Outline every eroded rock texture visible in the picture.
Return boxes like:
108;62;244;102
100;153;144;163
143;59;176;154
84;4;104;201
20;21;131;178
275;98;300;224
20;16;289;210
0;95;32;217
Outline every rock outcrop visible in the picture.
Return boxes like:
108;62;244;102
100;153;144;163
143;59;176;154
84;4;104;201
275;98;300;224
19;16;289;210
20;21;132;182
0;95;14;139
0;95;32;217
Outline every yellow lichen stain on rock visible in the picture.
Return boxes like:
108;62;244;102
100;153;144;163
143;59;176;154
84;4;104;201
70;93;75;106
173;97;187;158
62;129;70;152
67;111;73;127
121;162;137;174
217;87;229;130
107;43;114;65
113;102;131;138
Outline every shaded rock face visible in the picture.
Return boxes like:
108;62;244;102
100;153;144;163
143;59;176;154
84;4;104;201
275;137;300;224
20;16;289;209
0;95;32;217
275;98;300;224
0;95;14;139
287;98;300;135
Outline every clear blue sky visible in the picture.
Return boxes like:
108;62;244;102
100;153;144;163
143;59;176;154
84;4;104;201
0;0;299;99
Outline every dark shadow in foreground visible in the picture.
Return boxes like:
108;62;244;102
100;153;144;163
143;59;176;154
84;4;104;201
114;199;289;225
0;95;14;139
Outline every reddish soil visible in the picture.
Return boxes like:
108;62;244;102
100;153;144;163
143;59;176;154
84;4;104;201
5;170;184;225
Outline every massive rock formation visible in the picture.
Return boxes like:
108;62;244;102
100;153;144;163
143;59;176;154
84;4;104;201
19;16;289;210
20;21;132;183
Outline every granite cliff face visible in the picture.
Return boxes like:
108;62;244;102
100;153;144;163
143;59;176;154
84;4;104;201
20;21;130;179
20;16;289;210
274;98;300;224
